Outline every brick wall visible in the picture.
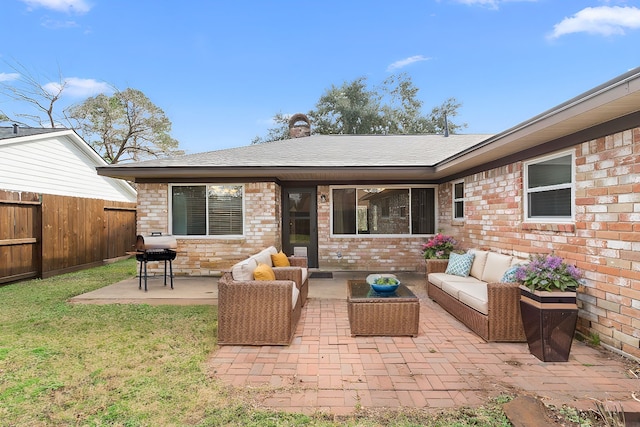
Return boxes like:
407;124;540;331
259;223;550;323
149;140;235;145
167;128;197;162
437;127;640;359
136;182;281;276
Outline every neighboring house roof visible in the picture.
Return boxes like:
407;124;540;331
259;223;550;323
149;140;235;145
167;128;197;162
0;127;62;139
0;127;137;202
98;66;640;183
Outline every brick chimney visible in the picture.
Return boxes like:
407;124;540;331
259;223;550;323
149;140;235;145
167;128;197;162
288;113;311;138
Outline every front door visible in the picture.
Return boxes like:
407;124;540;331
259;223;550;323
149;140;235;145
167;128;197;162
282;187;318;268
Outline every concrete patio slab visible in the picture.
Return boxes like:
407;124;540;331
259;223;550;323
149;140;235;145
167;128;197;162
68;275;219;305
68;271;422;304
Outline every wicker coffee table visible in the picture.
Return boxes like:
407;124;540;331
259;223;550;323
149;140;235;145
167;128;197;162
347;280;420;337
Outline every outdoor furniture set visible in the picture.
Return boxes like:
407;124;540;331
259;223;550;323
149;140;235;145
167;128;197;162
426;250;527;342
217;246;528;346
217;246;309;345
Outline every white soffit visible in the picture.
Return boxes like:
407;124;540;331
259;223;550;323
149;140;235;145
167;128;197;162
437;73;640;176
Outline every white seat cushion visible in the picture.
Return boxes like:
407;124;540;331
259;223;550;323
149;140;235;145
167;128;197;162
429;273;484;288
427;272;448;288
457;283;489;315
301;268;308;284
445;276;485;285
291;283;300;308
231;258;258;281
441;281;463;299
439;281;489;315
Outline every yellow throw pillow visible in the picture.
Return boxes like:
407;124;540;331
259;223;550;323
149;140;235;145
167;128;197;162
271;251;290;267
253;263;276;281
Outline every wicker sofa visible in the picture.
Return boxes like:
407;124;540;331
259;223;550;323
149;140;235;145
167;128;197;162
426;250;527;342
217;246;308;345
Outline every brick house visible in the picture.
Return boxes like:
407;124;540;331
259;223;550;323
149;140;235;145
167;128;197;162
99;67;640;359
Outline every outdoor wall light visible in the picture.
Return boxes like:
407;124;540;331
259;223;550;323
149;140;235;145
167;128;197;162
320;194;327;203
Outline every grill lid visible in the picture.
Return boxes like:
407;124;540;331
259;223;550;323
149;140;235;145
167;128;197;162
136;234;178;251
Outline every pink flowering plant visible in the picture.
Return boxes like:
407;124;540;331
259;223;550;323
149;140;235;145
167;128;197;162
421;233;457;259
515;253;583;292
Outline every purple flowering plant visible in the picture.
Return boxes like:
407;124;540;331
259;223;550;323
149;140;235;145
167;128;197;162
421;233;457;259
515;253;583;292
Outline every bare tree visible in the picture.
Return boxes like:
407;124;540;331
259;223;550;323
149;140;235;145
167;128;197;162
0;61;66;128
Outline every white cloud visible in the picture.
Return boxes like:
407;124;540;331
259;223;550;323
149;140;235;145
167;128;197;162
452;0;537;9
549;6;640;39
43;77;111;98
21;0;91;14
455;0;499;6
387;55;431;71
0;73;20;82
41;19;80;29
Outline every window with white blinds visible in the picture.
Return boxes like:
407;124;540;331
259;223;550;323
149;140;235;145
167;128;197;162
171;184;244;236
524;152;574;221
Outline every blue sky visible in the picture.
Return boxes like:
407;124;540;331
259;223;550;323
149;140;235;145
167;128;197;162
1;0;640;155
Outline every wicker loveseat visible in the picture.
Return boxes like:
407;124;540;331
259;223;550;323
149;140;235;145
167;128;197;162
426;250;527;342
217;246;308;345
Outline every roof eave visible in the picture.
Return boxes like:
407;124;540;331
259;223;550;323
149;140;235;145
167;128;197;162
96;165;437;183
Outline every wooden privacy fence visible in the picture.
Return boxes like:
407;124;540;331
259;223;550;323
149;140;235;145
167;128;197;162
0;190;136;284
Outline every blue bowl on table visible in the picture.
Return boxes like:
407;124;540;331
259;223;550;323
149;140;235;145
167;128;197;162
366;274;400;295
370;282;400;295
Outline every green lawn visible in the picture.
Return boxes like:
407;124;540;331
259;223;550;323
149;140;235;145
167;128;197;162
0;259;595;426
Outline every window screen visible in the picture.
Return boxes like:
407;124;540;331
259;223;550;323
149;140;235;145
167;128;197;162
526;154;573;219
171;184;243;235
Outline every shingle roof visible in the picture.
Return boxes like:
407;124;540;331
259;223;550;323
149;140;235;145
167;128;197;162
0;127;65;140
112;134;492;169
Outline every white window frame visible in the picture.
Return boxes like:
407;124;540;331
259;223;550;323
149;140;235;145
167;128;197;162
168;183;246;238
329;184;438;237
523;150;575;223
452;180;465;221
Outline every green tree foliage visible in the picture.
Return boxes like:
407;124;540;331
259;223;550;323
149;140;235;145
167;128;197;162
311;77;383;135
68;88;182;164
253;74;465;143
250;112;290;144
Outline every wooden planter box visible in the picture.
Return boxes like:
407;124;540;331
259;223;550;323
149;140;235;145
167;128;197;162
519;285;578;362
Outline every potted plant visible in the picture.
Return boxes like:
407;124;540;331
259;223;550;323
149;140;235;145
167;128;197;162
421;233;457;276
515;253;583;362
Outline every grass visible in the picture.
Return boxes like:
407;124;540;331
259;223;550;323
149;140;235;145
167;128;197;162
0;259;596;426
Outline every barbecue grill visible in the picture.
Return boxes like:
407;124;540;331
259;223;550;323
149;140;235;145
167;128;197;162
134;233;177;291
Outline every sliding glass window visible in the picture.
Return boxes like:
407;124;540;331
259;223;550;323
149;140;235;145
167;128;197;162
332;186;435;236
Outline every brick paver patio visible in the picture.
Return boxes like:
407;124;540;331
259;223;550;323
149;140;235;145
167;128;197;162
209;288;640;416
